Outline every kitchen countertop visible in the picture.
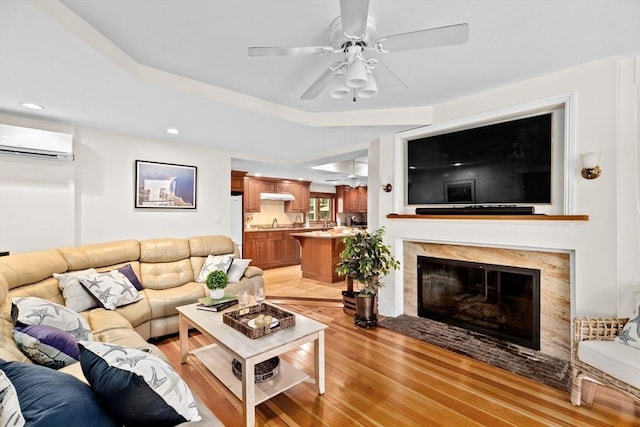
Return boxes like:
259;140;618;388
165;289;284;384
289;229;361;239
244;225;329;233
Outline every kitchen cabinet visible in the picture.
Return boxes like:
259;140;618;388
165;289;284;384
244;178;262;212
276;182;291;193
243;232;268;265
356;186;368;212
267;231;284;263
244;230;301;269
244;176;311;214
260;180;291;194
285;182;310;213
282;231;302;262
336;185;367;213
261;181;276;193
231;170;246;193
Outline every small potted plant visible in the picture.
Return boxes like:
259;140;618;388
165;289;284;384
336;227;400;326
206;270;228;299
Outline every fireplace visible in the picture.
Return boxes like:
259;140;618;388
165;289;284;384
417;256;541;350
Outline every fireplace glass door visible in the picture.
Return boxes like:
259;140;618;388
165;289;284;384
417;256;540;350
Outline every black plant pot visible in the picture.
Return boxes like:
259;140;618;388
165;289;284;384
355;294;377;327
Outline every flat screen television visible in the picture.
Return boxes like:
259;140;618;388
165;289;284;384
407;113;552;205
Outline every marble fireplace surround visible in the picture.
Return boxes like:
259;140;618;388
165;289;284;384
403;241;571;361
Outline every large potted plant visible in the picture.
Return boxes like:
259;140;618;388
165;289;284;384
336;227;400;326
206;270;229;299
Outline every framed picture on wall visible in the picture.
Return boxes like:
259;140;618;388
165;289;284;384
135;160;197;209
444;179;475;204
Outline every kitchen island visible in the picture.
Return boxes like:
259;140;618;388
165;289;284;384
243;225;329;270
290;230;358;283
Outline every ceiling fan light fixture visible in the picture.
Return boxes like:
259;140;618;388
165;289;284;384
329;70;350;99
348;177;360;188
357;72;377;98
346;59;368;88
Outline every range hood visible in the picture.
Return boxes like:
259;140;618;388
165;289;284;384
260;192;295;201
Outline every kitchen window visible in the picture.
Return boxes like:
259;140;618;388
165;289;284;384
308;193;335;222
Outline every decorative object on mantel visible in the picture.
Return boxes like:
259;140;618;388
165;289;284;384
580;152;602;179
336;227;400;327
206;270;228;299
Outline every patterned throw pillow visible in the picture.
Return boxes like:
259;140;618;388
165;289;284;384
80;271;143;310
78;341;201;426
54;268;100;312
227;258;252;282
13;325;79;369
196;254;235;283
11;297;93;341
614;310;640;350
0;369;25;427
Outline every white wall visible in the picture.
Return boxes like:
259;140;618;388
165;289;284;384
0;123;233;252
0;156;76;253
375;56;640;319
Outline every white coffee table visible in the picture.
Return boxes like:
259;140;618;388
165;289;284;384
177;303;327;427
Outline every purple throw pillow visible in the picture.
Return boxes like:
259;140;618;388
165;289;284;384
13;324;80;368
117;264;143;291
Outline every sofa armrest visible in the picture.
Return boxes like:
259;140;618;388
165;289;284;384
572;317;629;363
243;265;263;278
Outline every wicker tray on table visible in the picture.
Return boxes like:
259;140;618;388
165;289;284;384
223;304;295;339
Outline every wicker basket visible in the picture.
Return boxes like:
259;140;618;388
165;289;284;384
223;304;295;339
571;317;639;406
231;356;280;383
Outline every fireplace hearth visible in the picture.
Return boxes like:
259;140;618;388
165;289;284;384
418;256;540;350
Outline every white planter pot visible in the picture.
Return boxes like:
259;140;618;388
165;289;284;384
210;289;225;299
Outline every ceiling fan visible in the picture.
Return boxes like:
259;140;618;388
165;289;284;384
248;0;469;100
323;160;366;188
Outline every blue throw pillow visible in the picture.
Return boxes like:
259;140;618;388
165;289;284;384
79;341;201;426
0;360;117;427
13;325;79;369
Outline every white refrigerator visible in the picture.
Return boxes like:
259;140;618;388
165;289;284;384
230;195;243;255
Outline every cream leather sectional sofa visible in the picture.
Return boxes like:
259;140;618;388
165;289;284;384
0;235;264;426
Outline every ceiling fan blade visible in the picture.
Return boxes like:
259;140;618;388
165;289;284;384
376;61;408;90
248;46;335;56
301;67;337;100
375;23;469;53
339;0;369;39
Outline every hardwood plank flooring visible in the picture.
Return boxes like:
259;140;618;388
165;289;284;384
155;266;640;426
262;265;344;303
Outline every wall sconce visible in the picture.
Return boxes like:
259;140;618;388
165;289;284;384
580;152;602;179
381;176;393;192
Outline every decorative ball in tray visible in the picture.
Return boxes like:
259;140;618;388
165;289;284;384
231;356;280;383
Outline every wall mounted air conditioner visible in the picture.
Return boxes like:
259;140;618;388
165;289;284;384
0;123;74;161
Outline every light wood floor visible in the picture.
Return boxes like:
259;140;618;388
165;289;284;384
156;266;640;426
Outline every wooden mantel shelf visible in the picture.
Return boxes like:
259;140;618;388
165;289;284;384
386;213;589;221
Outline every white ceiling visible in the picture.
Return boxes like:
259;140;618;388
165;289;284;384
1;0;639;183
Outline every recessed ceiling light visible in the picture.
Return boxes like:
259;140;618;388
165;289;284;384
297;177;304;181
20;102;44;110
254;173;262;177
166;128;180;135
